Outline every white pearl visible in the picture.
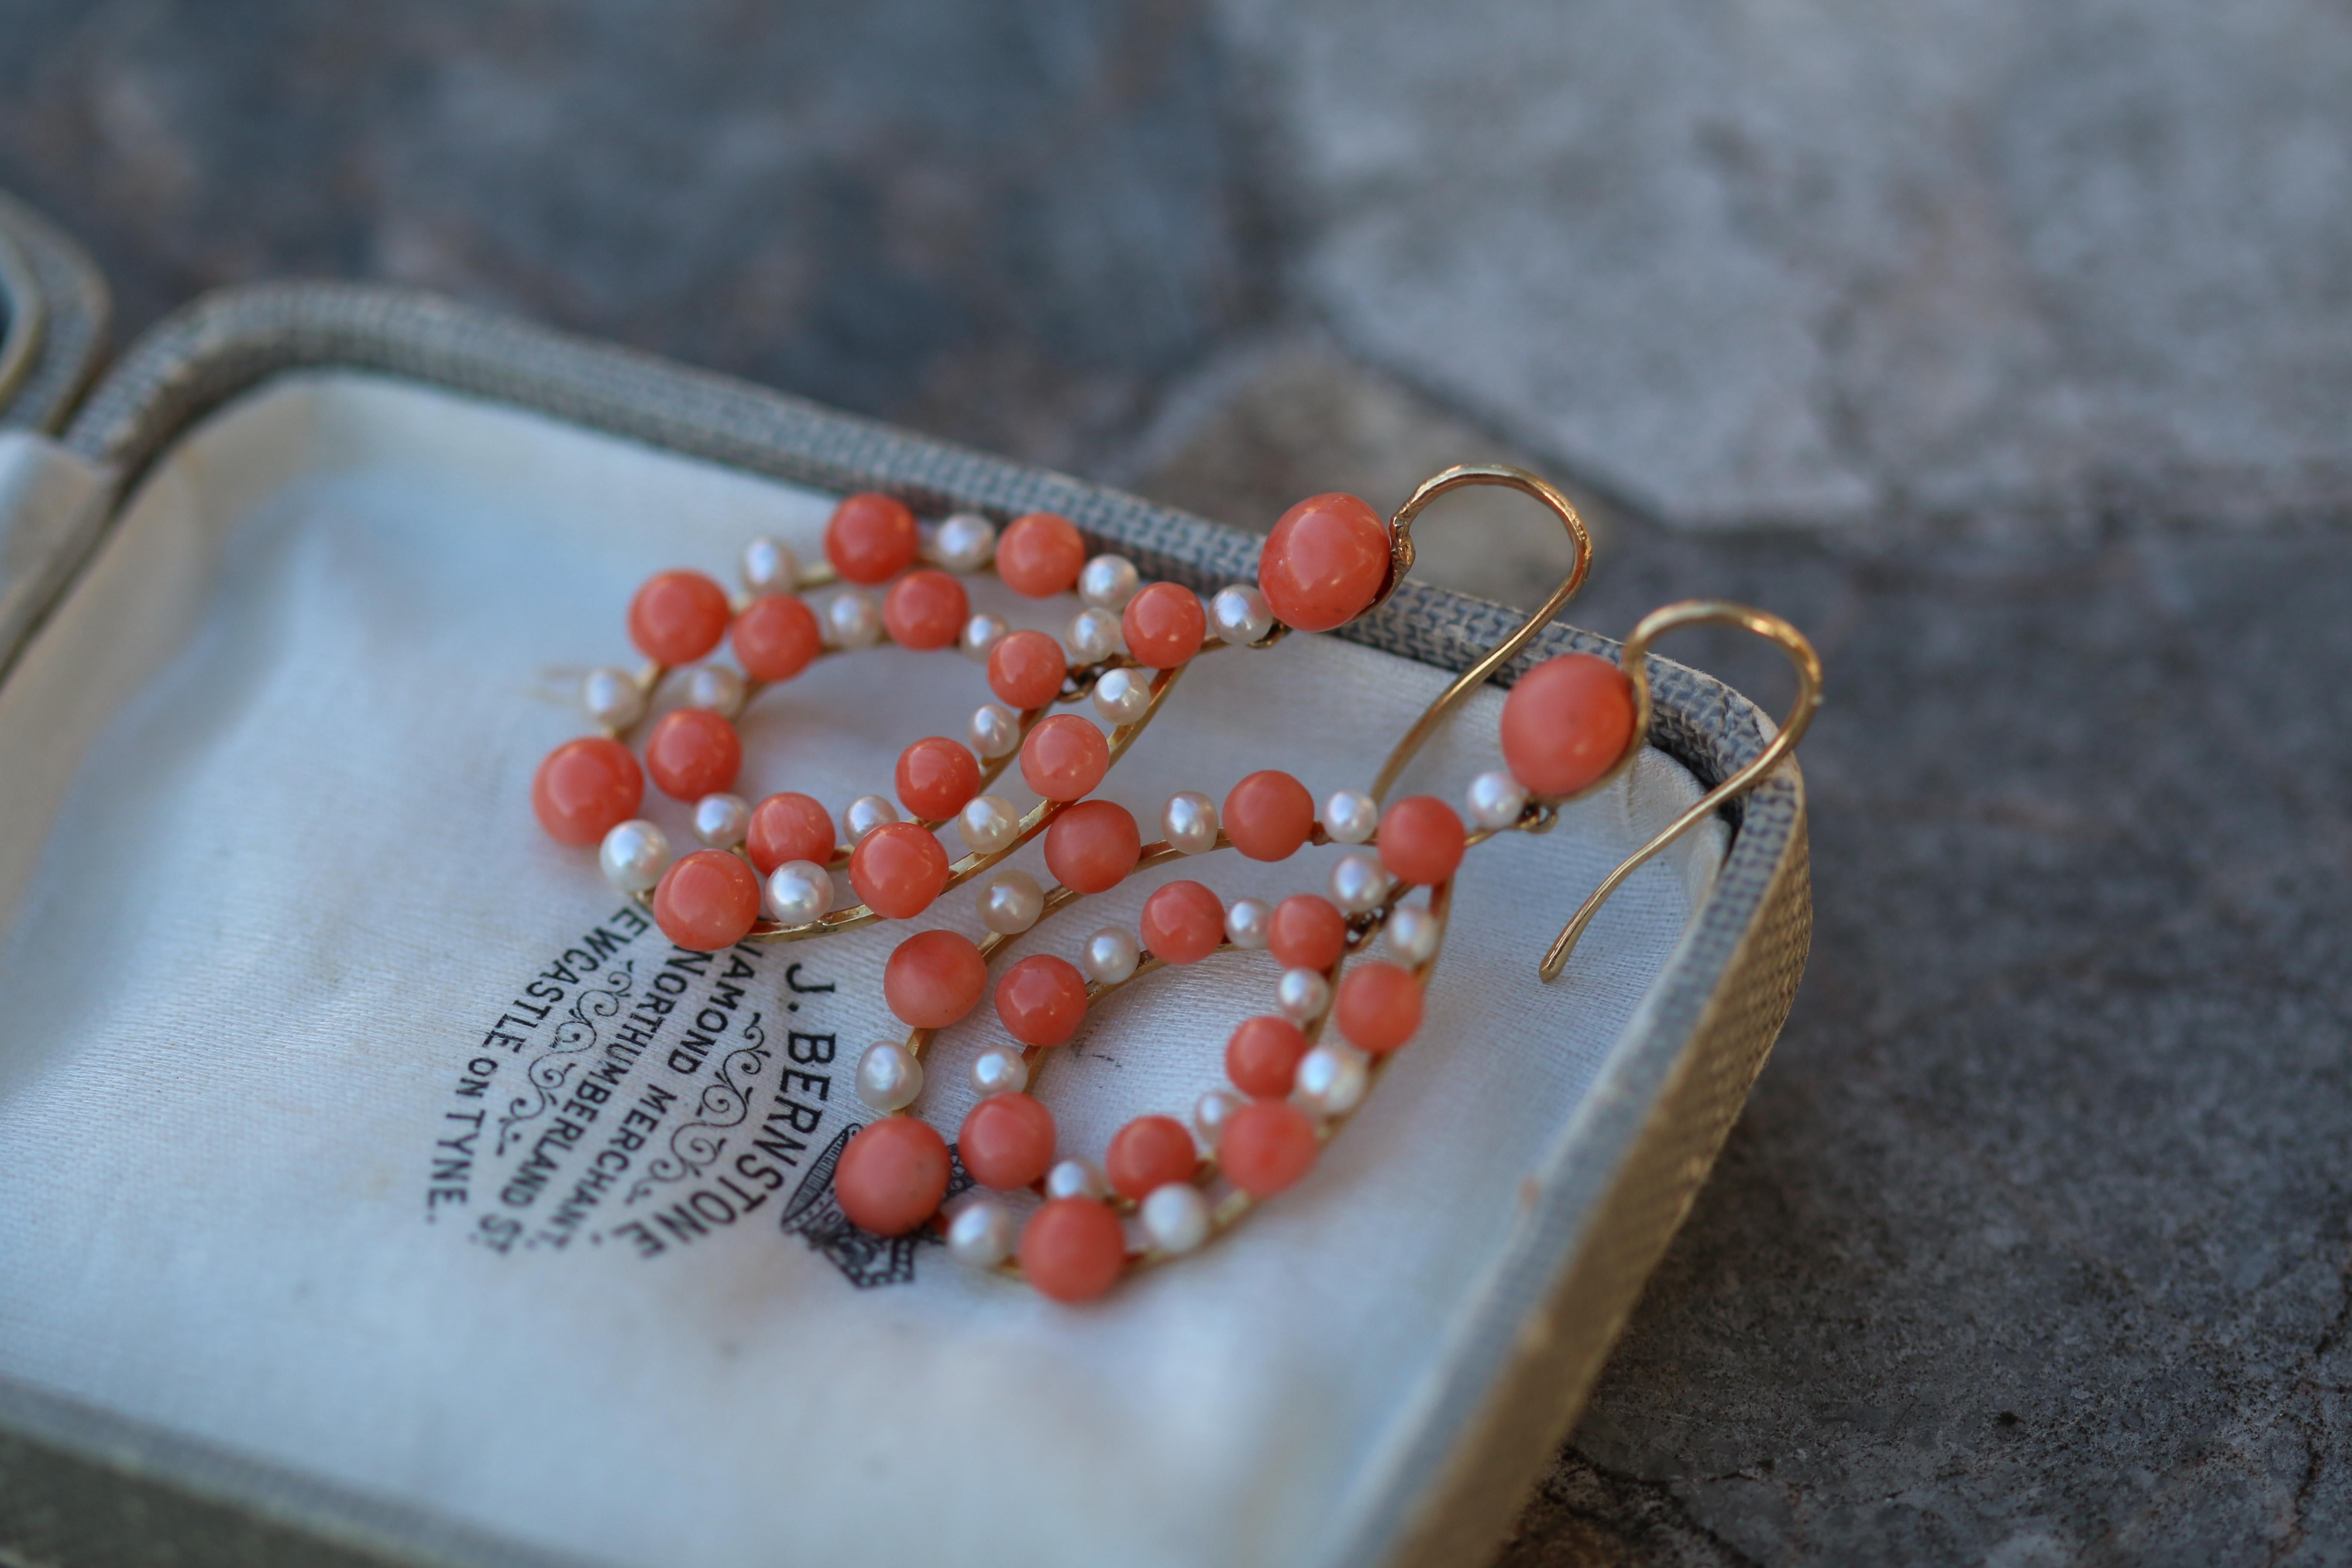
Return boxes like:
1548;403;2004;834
1066;607;1122;663
1384;904;1442;966
766;861;833;926
1225;897;1272;949
1083;926;1140;984
1466;769;1528;831
598;820;669;892
1277;967;1332;1021
824;590;881;649
1331;852;1389;915
1141;1182;1212;1253
1092;665;1153;725
742;536;797;592
978;870;1044;935
960;612;1009;664
969;703;1021;759
970;1045;1030;1098
946;1196;1014;1268
582;667;646;730
1162;790;1220;855
685;665;746;718
1209;583;1274;646
1078;553;1141;611
957;794;1023;856
1192;1089;1241;1149
1293;1043;1369;1118
844;794;899;842
692;792;750;848
1044;1158;1106;1201
933;511;997;573
1323;788;1379;844
855;1041;925;1112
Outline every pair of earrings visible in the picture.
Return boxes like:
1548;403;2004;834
530;465;1819;1301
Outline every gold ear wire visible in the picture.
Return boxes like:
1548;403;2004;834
1538;600;1822;981
1368;465;1593;803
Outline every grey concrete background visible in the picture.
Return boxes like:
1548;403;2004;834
4;2;2348;1562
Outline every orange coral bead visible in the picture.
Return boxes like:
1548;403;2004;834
532;737;643;846
883;929;988;1028
1259;493;1388;633
1019;715;1109;801
1378;795;1466;886
644;707;742;800
959;1092;1058;1190
1106;1115;1198;1201
732;593;822;682
836;1117;951;1237
896;736;982;820
825;492;920;584
652;850;762;952
987;629;1067;710
1043;799;1141;893
746;792;836;875
1220;1099;1320;1197
849;821;951;918
628;570;732;665
995;954;1089;1048
1121;582;1206;670
1223;769;1315;861
1225;1015;1310;1099
1019;1196;1127;1302
883;569;970;651
1334;960;1424;1056
1267;894;1347;973
1499;653;1637;799
1141;880;1226;965
996;511;1086;598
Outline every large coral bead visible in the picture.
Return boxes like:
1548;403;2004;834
1498;653;1637;798
532;737;643;846
1258;493;1388;632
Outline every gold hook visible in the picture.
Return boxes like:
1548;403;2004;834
1368;465;1593;803
1538;600;1822;981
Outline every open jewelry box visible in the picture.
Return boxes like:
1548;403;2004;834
0;195;1809;1568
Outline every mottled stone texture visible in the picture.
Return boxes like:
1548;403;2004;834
3;1;2349;1563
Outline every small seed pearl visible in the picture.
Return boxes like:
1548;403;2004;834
1293;1043;1369;1118
1066;607;1121;663
1083;926;1140;984
1092;665;1152;725
1193;1089;1242;1148
844;795;899;842
961;612;1009;664
1163;791;1220;855
583;667;646;730
934;511;996;573
1044;1158;1106;1201
1331;852;1389;914
978;869;1044;934
1466;769;1528;831
855;1041;925;1112
599;820;669;892
1141;1182;1212;1254
1277;968;1332;1021
970;702;1020;760
766;861;833;926
946;1195;1015;1268
1210;584;1274;646
970;1045;1029;1098
692;792;751;848
742;536;797;592
1226;897;1272;949
1078;553;1141;611
957;794;1022;855
1384;904;1442;966
825;590;881;649
1323;789;1379;845
686;665;746;718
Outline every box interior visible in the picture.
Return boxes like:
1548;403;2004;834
0;373;1724;1568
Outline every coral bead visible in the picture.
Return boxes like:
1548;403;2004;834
1019;715;1109;801
1259;493;1388;633
825;492;920;585
849;822;952;919
1226;1015;1310;1099
1499;653;1638;798
1378;795;1467;886
1220;1099;1321;1197
532;737;644;846
644;707;741;800
995;954;1090;1048
960;1092;1059;1190
732;592;823;682
1043;800;1142;893
1020;1197;1127;1302
883;569;969;651
1121;582;1207;670
987;629;1068;710
1106;1115;1198;1201
895;736;982;820
746;792;836;875
1334;960;1424;1055
1268;894;1348;973
1141;880;1226;965
836;1117;952;1237
997;511;1087;598
628;570;732;665
1224;770;1315;861
652;850;762;952
883;929;988;1027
